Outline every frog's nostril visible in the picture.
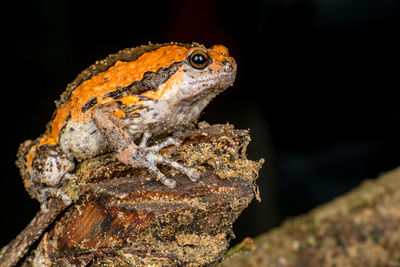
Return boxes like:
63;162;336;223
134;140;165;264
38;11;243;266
221;57;237;71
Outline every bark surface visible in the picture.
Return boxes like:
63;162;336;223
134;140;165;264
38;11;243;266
1;123;263;266
221;167;400;267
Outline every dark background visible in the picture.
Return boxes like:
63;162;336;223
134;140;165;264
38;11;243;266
1;0;399;248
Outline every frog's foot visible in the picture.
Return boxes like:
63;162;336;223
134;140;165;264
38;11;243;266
119;132;199;188
39;187;72;212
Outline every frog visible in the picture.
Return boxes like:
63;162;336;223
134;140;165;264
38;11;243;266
16;42;237;210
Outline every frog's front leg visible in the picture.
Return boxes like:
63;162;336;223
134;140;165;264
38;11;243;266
92;102;199;188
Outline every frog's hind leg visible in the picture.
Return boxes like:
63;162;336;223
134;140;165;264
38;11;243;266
31;143;75;185
17;140;75;209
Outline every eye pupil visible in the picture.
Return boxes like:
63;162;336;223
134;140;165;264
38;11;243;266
189;50;210;69
192;54;206;65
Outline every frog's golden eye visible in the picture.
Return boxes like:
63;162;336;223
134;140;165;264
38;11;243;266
188;50;210;69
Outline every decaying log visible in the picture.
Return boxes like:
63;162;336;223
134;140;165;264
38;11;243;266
0;122;263;266
221;167;400;267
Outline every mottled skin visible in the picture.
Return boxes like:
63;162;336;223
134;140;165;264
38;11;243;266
16;43;236;209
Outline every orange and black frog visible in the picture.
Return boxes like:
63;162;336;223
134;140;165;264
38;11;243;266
16;43;237;210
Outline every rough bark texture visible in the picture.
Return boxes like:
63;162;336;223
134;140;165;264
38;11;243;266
221;167;400;267
1;123;263;266
0;198;67;267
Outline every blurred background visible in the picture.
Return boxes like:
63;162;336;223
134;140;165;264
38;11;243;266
1;0;399;247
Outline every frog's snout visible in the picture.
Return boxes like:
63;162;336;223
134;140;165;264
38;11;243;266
209;45;237;74
222;57;237;74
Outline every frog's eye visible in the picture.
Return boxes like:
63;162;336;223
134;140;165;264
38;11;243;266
188;50;210;69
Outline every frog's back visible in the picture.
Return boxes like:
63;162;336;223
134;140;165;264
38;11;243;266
47;43;193;146
56;43;186;110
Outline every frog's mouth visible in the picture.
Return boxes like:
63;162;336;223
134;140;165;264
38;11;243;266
183;72;236;104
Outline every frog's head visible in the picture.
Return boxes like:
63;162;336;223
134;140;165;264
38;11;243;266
175;44;237;102
118;43;236;134
140;43;237;105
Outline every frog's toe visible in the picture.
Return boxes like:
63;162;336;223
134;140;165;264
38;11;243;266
150;165;177;188
40;203;49;213
39;187;72;210
157;156;199;182
57;190;72;206
63;173;77;181
152;137;182;151
139;132;181;151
